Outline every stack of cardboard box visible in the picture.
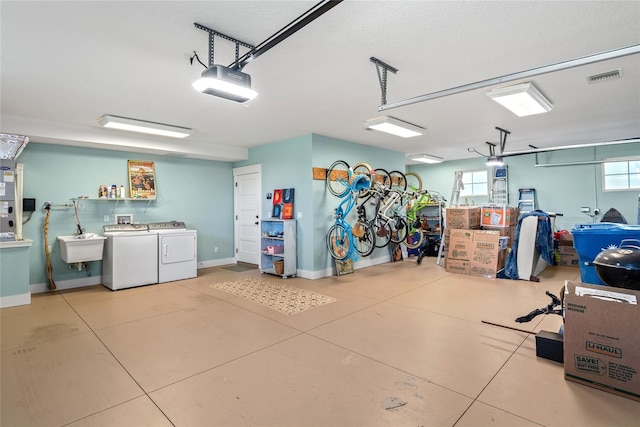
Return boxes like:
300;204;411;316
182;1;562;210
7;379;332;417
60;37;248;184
442;206;481;260
557;233;579;266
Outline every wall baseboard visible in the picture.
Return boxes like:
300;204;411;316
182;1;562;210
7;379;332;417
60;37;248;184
30;275;103;294
27;256;394;296
0;292;31;308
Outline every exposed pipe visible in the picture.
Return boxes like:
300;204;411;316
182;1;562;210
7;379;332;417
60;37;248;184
502;137;640;158
379;44;640;111
534;160;603;168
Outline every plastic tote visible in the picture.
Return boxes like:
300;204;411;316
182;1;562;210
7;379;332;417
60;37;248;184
571;223;640;285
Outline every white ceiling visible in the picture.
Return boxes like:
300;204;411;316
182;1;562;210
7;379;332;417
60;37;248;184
2;1;639;164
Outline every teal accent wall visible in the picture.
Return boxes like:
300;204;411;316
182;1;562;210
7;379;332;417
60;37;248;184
310;134;405;271
20;143;234;286
408;142;640;230
235;134;314;270
0;244;31;298
17;136;633;287
236;133;405;272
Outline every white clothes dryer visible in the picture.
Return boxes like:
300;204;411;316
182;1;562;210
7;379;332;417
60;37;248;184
148;221;197;283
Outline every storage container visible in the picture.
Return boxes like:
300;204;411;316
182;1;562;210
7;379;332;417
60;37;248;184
266;245;284;254
273;260;284;275
571;223;640;285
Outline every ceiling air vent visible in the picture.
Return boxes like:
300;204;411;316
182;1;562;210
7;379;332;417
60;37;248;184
587;68;623;84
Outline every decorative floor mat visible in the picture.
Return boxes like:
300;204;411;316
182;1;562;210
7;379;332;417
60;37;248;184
209;278;336;315
221;264;258;272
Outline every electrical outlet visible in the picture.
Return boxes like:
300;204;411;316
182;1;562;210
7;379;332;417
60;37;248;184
214;246;219;253
297;212;302;219
47;245;52;253
104;215;109;222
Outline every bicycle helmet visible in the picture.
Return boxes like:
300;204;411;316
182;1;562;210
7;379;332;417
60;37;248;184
351;174;371;192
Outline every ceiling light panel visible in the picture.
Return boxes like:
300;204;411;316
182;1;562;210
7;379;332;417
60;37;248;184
364;116;424;138
487;83;553;117
98;115;191;138
410;154;443;164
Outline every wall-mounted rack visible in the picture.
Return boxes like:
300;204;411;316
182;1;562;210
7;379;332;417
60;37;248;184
71;197;156;214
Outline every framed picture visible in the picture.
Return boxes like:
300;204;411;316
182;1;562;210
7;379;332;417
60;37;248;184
115;214;133;225
128;160;156;198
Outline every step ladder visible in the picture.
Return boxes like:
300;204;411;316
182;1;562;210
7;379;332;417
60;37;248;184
436;172;464;265
489;166;508;205
518;188;536;213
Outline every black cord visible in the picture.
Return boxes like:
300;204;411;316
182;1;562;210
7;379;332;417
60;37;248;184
190;51;208;69
467;147;488;158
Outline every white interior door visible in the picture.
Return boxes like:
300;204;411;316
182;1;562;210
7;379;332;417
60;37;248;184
233;165;261;265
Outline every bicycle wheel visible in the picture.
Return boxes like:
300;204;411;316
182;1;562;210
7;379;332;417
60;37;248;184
372;168;390;189
353;221;376;257
352;162;374;198
386;170;407;192
389;216;408;243
373;220;392;248
326;160;350;197
404;171;422;192
404;228;425;249
326;223;352;260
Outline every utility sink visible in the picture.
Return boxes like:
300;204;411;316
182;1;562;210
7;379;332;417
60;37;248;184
58;234;107;263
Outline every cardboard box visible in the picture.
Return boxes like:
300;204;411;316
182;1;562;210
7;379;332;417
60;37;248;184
558;245;579;266
445;206;481;229
481;225;516;248
445;259;470;275
558;232;574;246
446;229;503;278
446;229;473;260
481;205;519;227
563;282;640;402
469;230;501;278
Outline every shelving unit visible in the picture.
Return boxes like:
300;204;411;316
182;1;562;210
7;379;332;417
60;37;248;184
71;197;156;213
418;202;444;238
260;219;296;278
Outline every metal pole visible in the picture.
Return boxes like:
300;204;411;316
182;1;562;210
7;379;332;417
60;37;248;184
379;44;640;111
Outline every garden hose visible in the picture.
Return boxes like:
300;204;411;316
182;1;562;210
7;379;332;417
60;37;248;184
43;205;56;290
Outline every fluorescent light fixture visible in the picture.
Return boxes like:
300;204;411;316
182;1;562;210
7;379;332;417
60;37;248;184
193;65;257;103
486;82;553;117
410;154;443;164
486;156;505;167
98;115;191;138
0;133;29;160
364;116;424;138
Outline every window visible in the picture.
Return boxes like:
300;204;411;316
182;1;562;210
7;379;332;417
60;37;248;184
459;169;488;196
603;159;640;191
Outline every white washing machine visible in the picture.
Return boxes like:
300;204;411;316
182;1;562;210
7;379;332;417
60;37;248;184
102;223;158;290
148;221;197;283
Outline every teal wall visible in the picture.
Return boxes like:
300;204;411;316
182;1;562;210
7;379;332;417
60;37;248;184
236;133;406;273
19;143;234;286
235;134;314;271
14;137;636;289
0;245;30;297
310;134;405;271
408;142;640;230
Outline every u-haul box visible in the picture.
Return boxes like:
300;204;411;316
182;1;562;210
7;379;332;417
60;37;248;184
563;281;640;402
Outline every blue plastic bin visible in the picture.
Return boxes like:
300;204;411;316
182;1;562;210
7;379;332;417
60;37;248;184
571;223;640;285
